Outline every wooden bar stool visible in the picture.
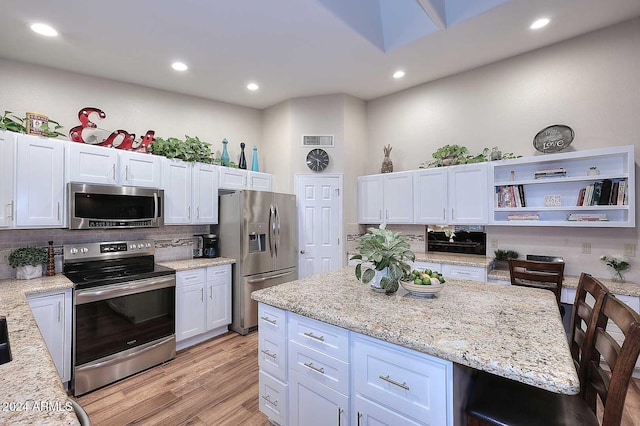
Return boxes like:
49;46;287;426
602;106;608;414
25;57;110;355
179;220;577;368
509;258;565;316
465;273;614;426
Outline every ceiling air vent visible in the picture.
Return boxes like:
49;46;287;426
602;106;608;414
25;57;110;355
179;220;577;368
302;135;334;147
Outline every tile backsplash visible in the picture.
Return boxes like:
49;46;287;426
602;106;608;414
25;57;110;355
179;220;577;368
346;223;426;254
0;225;209;279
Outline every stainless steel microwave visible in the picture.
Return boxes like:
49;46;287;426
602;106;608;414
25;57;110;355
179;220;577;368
68;183;163;230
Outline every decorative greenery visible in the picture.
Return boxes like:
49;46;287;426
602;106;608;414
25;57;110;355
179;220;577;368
148;135;215;163
420;144;520;168
8;246;47;268
0;111;65;138
349;224;415;294
600;254;630;282
494;249;519;261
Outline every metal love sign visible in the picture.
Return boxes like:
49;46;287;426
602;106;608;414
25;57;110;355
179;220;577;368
533;125;574;153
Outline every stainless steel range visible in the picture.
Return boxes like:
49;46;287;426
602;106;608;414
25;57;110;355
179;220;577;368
64;240;176;396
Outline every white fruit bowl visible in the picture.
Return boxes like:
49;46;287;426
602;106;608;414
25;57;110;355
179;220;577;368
400;280;445;298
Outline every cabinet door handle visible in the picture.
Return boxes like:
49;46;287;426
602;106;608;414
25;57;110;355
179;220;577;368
125;165;129;181
112;163;116;180
261;395;278;407
209;286;212;299
6;201;13;220
187;206;191;219
303;331;325;342
338;407;344;426
260;316;276;325
379;374;410;391
357;412;362;426
378;210;382;219
57;202;60;221
451;208;455;221
386;210;389;220
57;301;61;323
197;206;200;219
200;288;204;302
303;362;325;374
443;208;445;221
260;349;277;359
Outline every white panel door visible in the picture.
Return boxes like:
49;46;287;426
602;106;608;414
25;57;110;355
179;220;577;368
206;265;231;330
66;142;118;185
448;163;489;224
176;270;207;341
192;163;219;224
161;158;192;224
289;370;349;426
357;175;383;224
0;131;15;228
414;168;448;224
15;135;65;227
383;171;414;223
295;174;343;279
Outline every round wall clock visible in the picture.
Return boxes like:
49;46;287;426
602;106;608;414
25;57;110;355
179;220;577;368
306;148;329;172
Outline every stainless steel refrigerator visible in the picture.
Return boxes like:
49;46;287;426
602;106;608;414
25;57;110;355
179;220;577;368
218;190;298;335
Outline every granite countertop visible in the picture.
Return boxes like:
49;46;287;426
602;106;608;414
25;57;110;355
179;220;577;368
157;257;235;271
252;266;579;395
487;268;640;297
0;274;79;425
414;252;494;268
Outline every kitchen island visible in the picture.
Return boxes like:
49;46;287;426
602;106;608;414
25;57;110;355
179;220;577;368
252;266;579;425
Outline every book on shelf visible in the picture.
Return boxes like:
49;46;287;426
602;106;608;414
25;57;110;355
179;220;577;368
517;185;526;207
597;179;612;205
534;168;567;179
577;178;627;207
495;185;527;208
591;181;603;206
567;213;608;222
609;181;619;205
576;187;586;206
617;180;627;205
507;213;540;221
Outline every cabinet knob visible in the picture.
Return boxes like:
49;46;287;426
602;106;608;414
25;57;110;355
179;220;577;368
300;250;305;254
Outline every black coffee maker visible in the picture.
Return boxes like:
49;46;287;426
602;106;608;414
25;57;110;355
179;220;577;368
194;234;218;258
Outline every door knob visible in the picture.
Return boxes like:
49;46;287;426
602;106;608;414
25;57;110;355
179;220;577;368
300;250;305;254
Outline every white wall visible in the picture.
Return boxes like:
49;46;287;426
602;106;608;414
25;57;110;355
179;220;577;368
262;100;292;192
0;59;262;165
343;95;368;227
366;18;640;283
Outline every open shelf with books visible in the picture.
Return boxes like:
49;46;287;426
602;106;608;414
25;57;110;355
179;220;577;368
489;145;635;227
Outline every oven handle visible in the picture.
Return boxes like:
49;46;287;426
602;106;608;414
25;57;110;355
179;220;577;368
75;275;176;305
154;192;159;221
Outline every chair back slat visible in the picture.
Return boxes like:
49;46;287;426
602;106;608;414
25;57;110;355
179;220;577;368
508;259;565;306
585;294;640;426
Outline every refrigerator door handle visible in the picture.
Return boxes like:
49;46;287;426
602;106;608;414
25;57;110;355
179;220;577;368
269;204;276;257
274;203;280;257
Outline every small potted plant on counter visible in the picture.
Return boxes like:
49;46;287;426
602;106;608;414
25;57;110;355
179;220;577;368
349;224;415;294
8;246;47;280
493;249;519;270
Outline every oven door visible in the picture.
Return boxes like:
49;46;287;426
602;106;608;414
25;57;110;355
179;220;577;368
68;182;164;229
74;275;175;367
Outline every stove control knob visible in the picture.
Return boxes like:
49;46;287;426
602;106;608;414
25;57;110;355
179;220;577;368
129;244;136;250
145;243;152;248
70;248;78;255
80;247;89;254
138;244;144;249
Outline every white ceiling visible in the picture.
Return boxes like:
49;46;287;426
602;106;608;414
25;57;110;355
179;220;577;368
0;0;639;109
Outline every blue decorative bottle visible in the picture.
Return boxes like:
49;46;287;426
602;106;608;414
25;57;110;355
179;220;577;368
251;145;259;172
221;138;230;166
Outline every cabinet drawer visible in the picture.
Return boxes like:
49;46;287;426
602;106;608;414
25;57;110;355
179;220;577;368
441;264;486;282
259;304;287;338
289;313;349;362
354;394;422;426
176;269;205;286
353;335;451;426
259;329;287;382
259;371;287;426
289;341;349;395
413;262;441;274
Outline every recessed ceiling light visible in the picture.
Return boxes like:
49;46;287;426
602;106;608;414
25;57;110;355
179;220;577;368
530;18;550;30
171;62;188;71
30;23;58;37
393;70;405;79
247;83;259;91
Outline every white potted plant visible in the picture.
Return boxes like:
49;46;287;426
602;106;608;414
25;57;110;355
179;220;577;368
8;247;47;280
350;224;415;294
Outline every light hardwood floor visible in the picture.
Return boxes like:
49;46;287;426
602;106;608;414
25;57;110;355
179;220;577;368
76;331;640;425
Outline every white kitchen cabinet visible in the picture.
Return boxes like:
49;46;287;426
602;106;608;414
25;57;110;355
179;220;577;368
219;167;248;190
358;171;413;224
0;131;15;228
176;269;207;341
248;171;273;191
352;334;452;426
162;159;219;225
354;394;423;426
27;289;72;383
66;142;162;188
192;163;219;224
259;371;288;426
176;265;232;350
489;145;635;227
161;158;193;224
66;141;119;185
258;304;289;425
15;134;65;228
205;264;231;330
414;163;489;225
289;369;349;426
